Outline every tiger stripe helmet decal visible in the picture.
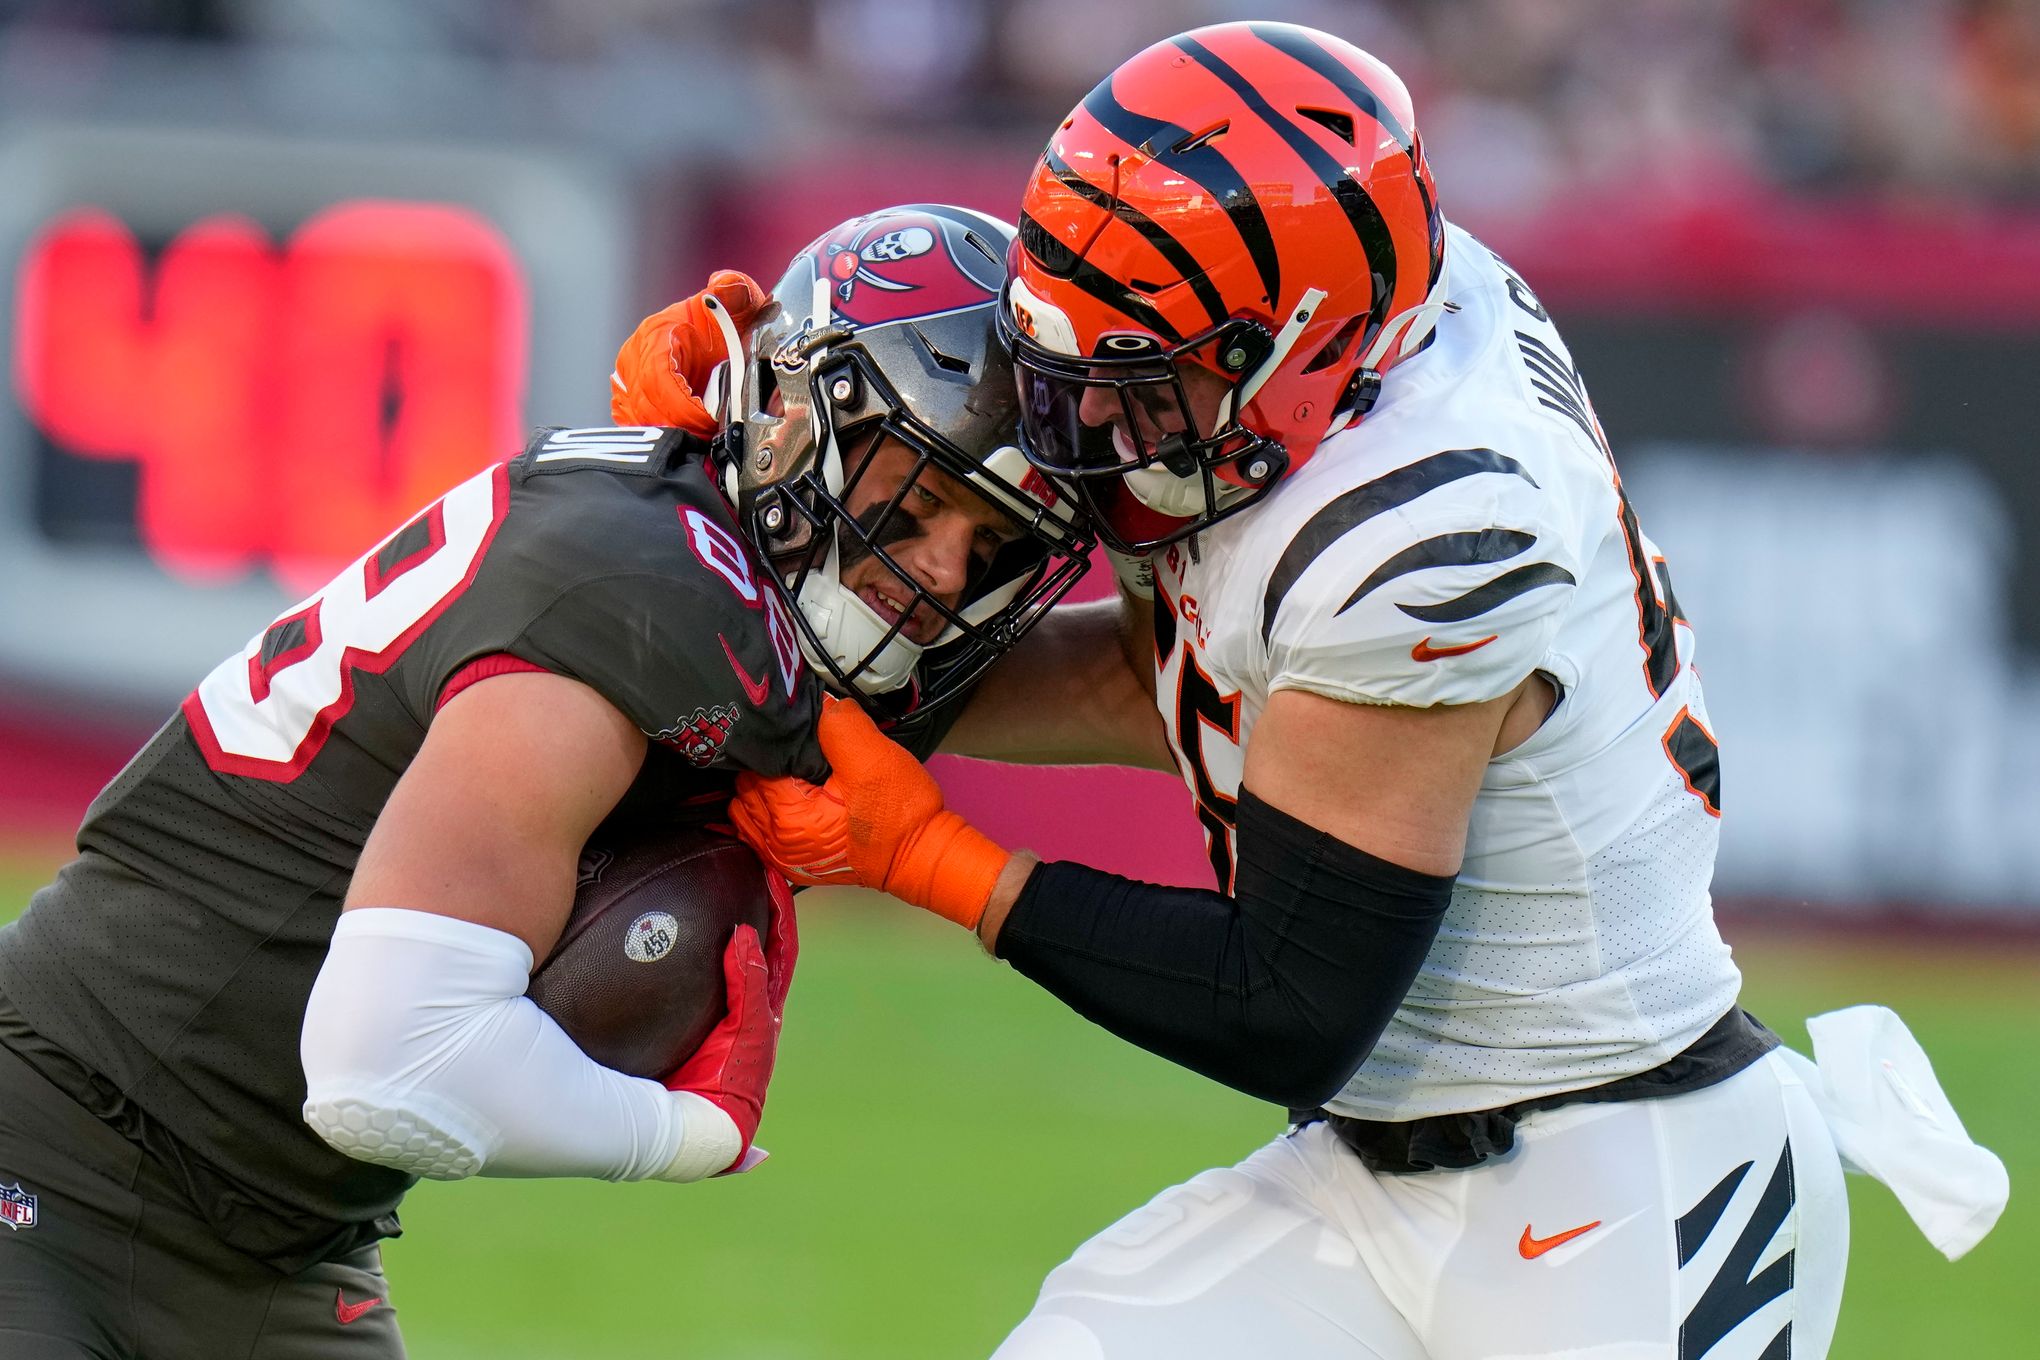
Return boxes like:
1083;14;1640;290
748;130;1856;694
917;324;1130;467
1006;23;1447;551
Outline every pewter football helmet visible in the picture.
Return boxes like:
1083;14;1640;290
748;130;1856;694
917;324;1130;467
708;204;1092;725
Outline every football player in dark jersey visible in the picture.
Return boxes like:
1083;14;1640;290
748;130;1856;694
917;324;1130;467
0;203;1087;1359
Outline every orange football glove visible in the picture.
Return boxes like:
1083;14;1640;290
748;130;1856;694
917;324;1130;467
609;269;769;436
729;698;1011;930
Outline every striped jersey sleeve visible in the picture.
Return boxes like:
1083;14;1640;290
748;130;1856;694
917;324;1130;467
1259;446;1580;708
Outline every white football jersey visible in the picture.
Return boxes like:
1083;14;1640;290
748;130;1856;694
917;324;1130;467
1151;223;1740;1120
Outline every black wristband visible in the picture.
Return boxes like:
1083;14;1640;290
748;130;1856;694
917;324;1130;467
997;789;1454;1107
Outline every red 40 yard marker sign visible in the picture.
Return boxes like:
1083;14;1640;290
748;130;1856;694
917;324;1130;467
14;201;528;589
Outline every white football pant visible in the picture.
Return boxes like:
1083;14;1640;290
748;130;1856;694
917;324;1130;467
995;1052;1846;1359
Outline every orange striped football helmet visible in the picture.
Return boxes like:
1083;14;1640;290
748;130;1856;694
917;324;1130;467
1002;22;1446;551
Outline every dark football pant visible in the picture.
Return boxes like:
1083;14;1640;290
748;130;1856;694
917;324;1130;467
0;1044;404;1359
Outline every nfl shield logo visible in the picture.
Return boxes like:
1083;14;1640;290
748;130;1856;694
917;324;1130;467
0;1182;35;1230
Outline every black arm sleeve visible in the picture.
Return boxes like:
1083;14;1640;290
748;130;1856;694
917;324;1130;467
994;789;1454;1108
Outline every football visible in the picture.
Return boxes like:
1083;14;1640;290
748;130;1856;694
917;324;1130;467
527;822;774;1081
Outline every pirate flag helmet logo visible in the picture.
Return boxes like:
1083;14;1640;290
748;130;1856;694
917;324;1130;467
810;208;1003;328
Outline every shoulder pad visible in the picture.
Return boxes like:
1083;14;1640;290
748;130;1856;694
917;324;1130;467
484;438;821;772
517;425;702;477
1261;447;1579;707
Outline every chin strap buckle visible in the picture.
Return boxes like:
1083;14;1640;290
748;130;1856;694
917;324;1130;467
1325;298;1458;438
1339;368;1384;421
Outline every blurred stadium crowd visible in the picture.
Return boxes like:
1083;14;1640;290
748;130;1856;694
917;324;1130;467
13;0;2040;205
6;0;2040;916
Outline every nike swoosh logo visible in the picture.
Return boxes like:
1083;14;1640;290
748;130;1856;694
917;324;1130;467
336;1290;385;1325
1519;1219;1602;1259
720;633;772;706
1411;634;1498;663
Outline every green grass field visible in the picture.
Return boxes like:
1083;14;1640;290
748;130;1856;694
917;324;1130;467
1;850;2031;1357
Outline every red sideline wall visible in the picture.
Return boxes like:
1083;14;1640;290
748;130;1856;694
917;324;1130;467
0;706;146;850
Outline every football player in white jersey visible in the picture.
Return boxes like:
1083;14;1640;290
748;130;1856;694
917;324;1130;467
718;23;2004;1358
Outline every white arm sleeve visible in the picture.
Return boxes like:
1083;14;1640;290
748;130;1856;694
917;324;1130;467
301;907;739;1184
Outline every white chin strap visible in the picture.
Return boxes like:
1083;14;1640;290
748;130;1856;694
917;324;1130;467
1359;295;1450;371
795;566;924;698
1125;462;1239;518
1119;425;1233;518
698;291;748;429
791;529;1049;699
1323;296;1455;439
791;519;1055;701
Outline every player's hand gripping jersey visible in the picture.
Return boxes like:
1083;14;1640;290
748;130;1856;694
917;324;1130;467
0;427;823;1266
1151;224;1739;1120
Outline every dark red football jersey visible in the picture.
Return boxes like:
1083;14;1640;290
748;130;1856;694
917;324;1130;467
0;427;829;1266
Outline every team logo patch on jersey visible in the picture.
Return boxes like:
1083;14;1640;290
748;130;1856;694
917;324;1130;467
0;1181;37;1230
809;209;1001;328
624;912;680;964
654;704;740;768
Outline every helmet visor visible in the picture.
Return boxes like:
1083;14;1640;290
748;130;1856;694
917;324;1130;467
1001;308;1285;552
1009;328;1250;478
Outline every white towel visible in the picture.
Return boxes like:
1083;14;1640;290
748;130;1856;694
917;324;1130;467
1777;1005;2009;1261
